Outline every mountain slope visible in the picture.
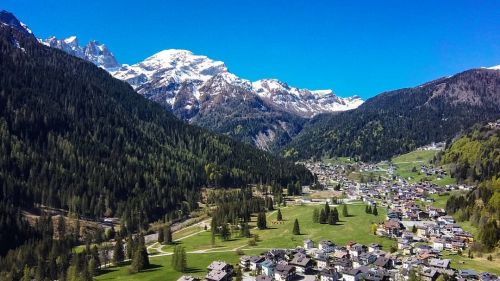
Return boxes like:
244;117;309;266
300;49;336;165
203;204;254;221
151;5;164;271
0;20;312;230
286;68;500;161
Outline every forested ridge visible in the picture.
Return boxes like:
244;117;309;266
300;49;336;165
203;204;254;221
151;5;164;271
442;124;500;250
0;23;312;264
285;69;500;161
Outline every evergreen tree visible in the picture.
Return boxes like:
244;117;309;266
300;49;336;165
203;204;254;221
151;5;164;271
112;239;125;265
332;207;339;222
164;225;173;245
130;248;146;273
412;225;417;233
367;205;372;214
342;204;348;217
324;202;330;218
126;235;134;259
234;265;243;281
372;206;378;216
276;209;283;221
312;208;319;223
21;266;31;281
328;212;336;225
158;227;164;244
319;209;327;224
257;212;267;229
292;219;300;235
220;224;231;241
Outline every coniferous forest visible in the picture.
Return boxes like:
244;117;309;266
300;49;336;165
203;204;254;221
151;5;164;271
0;25;312;279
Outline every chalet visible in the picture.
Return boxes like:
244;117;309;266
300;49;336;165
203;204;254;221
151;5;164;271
205;270;230;281
349;243;366;257
332;258;351;272
432;239;445;251
274;264;295;281
428;258;450;270
315;253;330;270
383;219;404;238
249;256;265;271
479;272;498;281
319;240;336;253
320;268;340;281
420;267;439;281
368;243;381;252
458;269;478;280
343;268;362;281
260;260;275;277
207;261;233;275
373;256;392;269
239;256;251;270
289;254;313;273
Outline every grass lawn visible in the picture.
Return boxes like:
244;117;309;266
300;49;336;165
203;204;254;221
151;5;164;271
96;249;264;281
442;251;500;275
96;204;395;281
391;150;455;186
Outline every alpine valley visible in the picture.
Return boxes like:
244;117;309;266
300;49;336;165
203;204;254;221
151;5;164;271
1;8;500;281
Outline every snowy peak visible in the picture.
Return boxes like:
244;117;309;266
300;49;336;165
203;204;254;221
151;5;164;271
0;10;34;38
252;79;363;117
487;65;500;70
41;36;120;70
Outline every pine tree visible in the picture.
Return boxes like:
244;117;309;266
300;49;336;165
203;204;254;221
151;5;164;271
257;212;267;229
234;265;243;281
158;227;164;243
130;248;145;273
319;209;327;224
57;215;65;239
164;224;173;244
220;224;231;241
367;205;372;214
277;209;283;221
126;235;134;259
292;219;300;235
365;205;369;213
332;207;339;222
313;208;319;223
113;239;125;265
342;204;348;217
324;202;330;217
412;225;417;233
372;206;378;216
328;212;336;225
172;245;187;272
21;265;31;281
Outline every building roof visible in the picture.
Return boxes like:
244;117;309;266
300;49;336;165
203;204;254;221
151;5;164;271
206;270;227;281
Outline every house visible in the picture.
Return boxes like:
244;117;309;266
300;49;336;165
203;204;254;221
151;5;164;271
320;268;340;281
420;267;439;281
432;239;445;251
373;257;392;269
332;258;351;272
349;243;366;257
207;261;234;275
274;264;295;281
357;252;377;266
205;270;230;281
304;239;314;249
319;240;336;253
428;258;450;270
289;254;313;273
260;260;275;277
239;256;251;270
343;268;362;281
316;255;329;270
249;256;265;271
178;276;200;281
479;272;498;281
458;269;478;280
368;243;381;252
383;219;404;238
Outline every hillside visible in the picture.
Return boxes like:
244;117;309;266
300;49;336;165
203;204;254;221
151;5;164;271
0;20;312;238
286;69;500;161
441;124;499;250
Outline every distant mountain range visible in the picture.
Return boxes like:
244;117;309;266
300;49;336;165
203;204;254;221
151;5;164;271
37;34;362;150
286;67;500;161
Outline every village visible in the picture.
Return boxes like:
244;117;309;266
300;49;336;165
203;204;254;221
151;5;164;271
176;152;497;281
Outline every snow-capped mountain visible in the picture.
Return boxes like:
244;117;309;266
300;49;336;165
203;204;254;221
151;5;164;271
41;36;120;71
0;10;34;39
111;49;363;118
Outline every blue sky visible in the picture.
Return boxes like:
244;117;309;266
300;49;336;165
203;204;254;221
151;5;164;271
3;0;499;99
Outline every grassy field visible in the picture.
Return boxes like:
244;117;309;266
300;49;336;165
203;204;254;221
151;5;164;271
96;204;394;281
390;150;455;186
442;251;500;275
